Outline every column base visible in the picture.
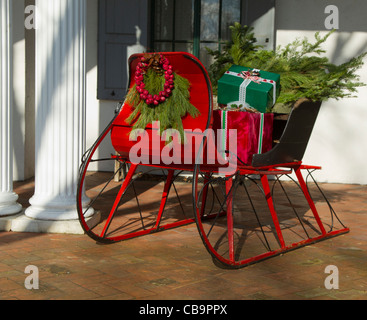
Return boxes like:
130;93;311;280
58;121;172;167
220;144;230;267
0;210;101;235
25;193;94;221
0;192;22;217
11;193;99;234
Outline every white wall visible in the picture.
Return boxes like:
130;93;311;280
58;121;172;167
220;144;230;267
85;0;123;173
275;0;367;184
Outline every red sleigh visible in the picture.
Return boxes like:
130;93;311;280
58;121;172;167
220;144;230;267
77;52;349;269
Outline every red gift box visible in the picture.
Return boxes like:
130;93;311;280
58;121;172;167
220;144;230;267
213;110;274;166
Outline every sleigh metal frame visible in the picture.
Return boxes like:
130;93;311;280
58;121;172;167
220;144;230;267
77;52;349;269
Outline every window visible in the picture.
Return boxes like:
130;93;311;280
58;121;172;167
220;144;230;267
151;0;241;67
97;0;275;100
152;0;195;54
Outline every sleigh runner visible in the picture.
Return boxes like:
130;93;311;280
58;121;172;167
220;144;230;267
77;52;349;269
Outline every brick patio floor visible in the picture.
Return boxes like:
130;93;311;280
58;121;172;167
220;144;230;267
0;175;366;301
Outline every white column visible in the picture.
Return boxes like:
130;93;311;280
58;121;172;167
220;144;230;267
25;0;88;221
0;0;22;216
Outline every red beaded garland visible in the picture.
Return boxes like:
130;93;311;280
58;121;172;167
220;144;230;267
135;55;175;106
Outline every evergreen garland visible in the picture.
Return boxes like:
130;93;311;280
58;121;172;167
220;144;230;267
207;23;367;112
126;67;200;143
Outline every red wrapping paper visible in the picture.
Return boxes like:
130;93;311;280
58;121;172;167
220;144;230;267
213;110;274;166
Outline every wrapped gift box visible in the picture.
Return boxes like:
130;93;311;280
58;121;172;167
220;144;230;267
218;65;280;113
213;109;274;166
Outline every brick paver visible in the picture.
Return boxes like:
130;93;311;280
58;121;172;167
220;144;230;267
0;177;366;301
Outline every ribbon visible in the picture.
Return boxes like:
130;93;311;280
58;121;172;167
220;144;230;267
258;113;265;154
240;70;261;84
220;110;266;164
221;110;229;161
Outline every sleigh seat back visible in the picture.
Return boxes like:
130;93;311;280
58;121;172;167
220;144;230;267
111;52;213;167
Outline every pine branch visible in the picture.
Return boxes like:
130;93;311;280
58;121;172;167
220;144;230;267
207;25;367;110
125;70;200;143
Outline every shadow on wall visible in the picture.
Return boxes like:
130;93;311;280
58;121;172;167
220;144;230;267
12;0;34;181
329;32;367;64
